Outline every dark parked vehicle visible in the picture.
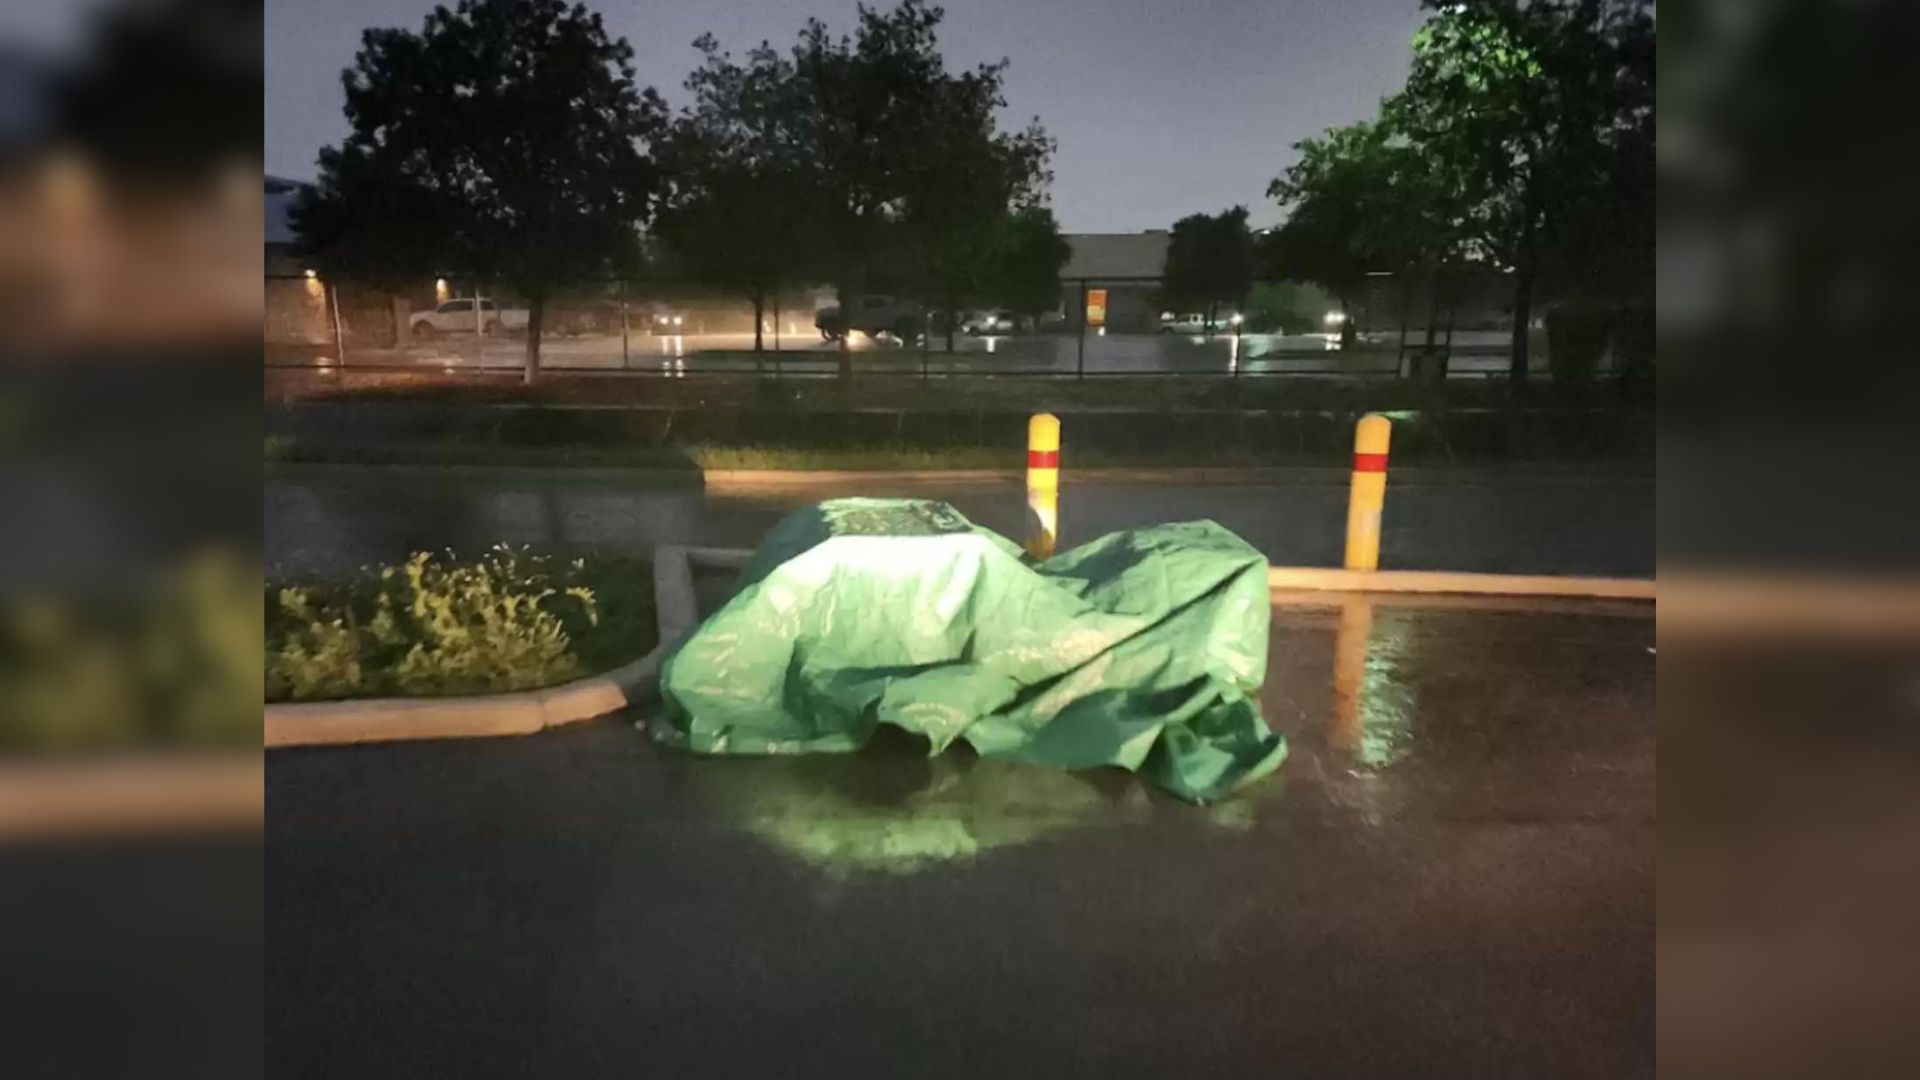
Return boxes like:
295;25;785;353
815;295;922;341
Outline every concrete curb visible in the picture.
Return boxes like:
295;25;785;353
0;754;264;839
1266;567;1655;601
263;643;670;748
268;461;1652;488
262;545;740;749
706;465;1650;487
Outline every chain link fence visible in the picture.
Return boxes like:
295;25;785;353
265;269;1596;381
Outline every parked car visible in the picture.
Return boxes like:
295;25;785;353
815;295;922;341
962;309;1016;335
409;298;529;338
1157;311;1240;335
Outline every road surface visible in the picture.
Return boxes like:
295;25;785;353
265;465;1654;580
267;597;1655;1078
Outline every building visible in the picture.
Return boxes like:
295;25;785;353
1060;230;1168;332
264;175;309;275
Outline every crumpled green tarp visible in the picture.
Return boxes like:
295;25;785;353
653;499;1284;802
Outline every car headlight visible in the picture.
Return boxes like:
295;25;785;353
672;316;684;326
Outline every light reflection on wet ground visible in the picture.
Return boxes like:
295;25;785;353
269;597;1652;1076
1266;596;1653;830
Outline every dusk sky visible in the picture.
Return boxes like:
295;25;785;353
264;0;1425;234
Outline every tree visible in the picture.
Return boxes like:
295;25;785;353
780;0;1044;375
1162;207;1255;337
654;35;820;358
994;206;1071;328
1266;123;1401;349
293;0;665;383
785;1;944;376
890;46;1053;351
1393;0;1654;389
896;115;1053;351
1267;117;1465;355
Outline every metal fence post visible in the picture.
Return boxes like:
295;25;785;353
1076;281;1087;380
329;283;346;366
619;279;630;371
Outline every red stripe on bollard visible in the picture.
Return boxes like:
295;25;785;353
1353;452;1389;473
1028;450;1060;469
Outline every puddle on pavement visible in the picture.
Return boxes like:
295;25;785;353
676;728;1160;878
659;592;1653;878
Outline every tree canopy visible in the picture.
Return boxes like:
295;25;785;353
1266;122;1402;347
787;0;1053;366
1390;0;1654;384
653;34;820;353
994;206;1072;326
292;0;665;381
293;0;1062;378
1162;207;1254;336
1265;0;1652;382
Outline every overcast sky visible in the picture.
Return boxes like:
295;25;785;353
263;0;1425;234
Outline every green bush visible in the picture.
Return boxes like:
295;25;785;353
266;548;654;702
1;548;262;751
1546;303;1612;390
1243;281;1331;334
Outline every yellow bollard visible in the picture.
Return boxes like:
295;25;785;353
1343;413;1393;570
1026;412;1061;559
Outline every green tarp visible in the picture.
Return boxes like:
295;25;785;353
653;499;1284;802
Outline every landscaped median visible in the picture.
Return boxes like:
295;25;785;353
265;546;663;747
263;545;747;747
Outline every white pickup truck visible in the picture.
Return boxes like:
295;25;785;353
409;298;530;338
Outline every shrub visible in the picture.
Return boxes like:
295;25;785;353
266;547;652;702
1546;303;1612;391
1;548;262;751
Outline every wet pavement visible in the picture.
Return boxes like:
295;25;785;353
273;328;1528;378
264;467;1653;580
267;597;1654;1078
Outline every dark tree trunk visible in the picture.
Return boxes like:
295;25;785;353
522;293;545;385
836;280;852;380
1338;293;1357;350
945;284;957;353
1509;267;1535;392
1397;274;1413;377
1423;266;1441;352
751;291;765;353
